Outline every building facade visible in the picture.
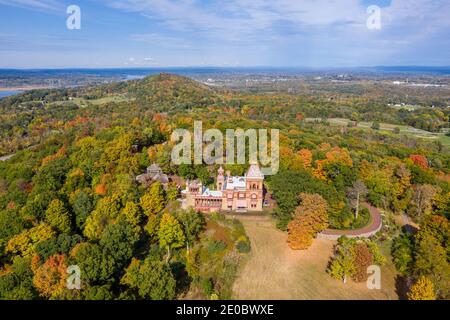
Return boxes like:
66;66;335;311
136;163;169;187
182;164;264;213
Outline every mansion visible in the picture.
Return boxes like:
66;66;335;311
181;164;264;213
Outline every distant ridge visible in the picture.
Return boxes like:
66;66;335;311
0;66;449;75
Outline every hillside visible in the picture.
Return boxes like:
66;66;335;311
0;72;448;301
0;73;219;112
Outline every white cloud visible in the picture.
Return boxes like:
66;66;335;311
106;0;449;39
0;0;62;12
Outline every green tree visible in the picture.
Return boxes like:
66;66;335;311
158;213;185;262
70;242;116;283
36;233;82;261
371;121;380;130
415;233;450;298
0;256;37;299
121;256;176;300
83;284;114;300
100;222;139;270
71;190;94;230
144;214;161;240
175;209;205;251
391;232;414;275
328;237;356;284
0;209;25;251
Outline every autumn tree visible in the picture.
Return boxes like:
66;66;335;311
119;201;143;227
45;199;72;233
409;184;437;221
352;243;374;282
409;154;429;170
391;164;412;213
158;213;185;262
166;182;179;202
408;276;436;300
32;254;68;299
297;149;312;169
346;180;368;219
83;194;123;239
287;193;328;250
328;238;355;284
287;219;313;250
415;233;450;298
140;182;166;216
144;214;161;240
6;223;56;257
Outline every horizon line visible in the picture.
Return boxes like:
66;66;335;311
0;65;449;71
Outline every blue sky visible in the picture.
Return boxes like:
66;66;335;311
0;0;448;68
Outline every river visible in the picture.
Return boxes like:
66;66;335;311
0;90;23;98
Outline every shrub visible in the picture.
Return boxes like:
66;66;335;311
202;278;213;296
207;240;227;255
236;236;251;253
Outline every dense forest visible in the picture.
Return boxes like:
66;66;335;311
0;73;448;300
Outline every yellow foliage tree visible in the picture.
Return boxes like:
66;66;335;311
6;223;56;257
408;276;436;300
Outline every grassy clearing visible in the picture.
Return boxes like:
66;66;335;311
232;216;398;300
48;95;134;108
305;117;449;148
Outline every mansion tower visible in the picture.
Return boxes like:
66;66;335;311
182;164;264;213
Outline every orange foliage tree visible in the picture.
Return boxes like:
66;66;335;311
352;243;374;282
409;154;429;169
313;146;353;180
297;149;313;169
32;254;68;298
287;193;329;250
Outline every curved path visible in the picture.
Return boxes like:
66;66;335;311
318;202;382;240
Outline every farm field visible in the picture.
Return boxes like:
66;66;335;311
232;215;399;300
305;117;449;147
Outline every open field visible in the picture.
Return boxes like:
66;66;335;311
76;95;135;105
54;95;135;107
232;215;399;300
305;117;449;147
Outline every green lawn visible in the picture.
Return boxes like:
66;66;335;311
49;95;134;108
305;117;449;147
